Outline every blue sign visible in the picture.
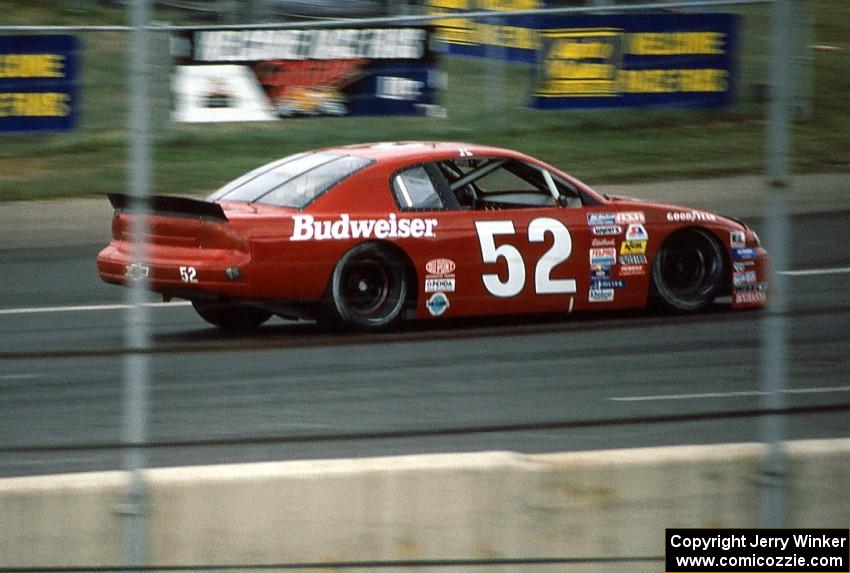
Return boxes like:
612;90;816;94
531;13;739;109
0;35;79;132
426;0;546;64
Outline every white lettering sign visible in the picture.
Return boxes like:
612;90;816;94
194;29;427;62
290;213;438;241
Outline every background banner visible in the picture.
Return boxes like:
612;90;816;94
0;35;79;133
427;0;544;64
531;13;740;109
171;27;442;122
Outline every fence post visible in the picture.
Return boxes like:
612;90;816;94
124;0;153;568
759;0;792;528
791;0;813;119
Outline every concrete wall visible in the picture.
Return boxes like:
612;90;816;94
0;439;848;570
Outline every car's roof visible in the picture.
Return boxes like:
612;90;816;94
324;141;525;163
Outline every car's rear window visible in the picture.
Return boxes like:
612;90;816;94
207;152;372;208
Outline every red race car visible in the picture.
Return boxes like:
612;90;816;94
97;142;768;330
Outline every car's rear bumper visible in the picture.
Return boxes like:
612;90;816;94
96;241;253;300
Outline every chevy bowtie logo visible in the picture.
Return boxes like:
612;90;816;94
124;262;150;281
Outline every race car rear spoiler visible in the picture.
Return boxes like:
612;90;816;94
107;193;228;222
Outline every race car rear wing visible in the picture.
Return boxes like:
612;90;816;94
107;193;227;222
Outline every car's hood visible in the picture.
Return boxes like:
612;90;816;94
605;196;747;229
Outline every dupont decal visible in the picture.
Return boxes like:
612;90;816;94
732;247;758;260
426;292;450;316
590;247;617;266
620;254;648;265
666;210;718;222
592;225;622;236
589;288;614;302
730;230;746;249
425;258;456;275
290;213;437;241
625;223;648;241
620;240;647;255
425;257;455;293
587;212;616;226
615;211;645;225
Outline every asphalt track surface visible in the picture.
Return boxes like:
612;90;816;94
1;180;849;477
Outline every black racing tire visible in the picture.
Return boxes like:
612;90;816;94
192;301;272;330
651;228;726;312
324;243;409;330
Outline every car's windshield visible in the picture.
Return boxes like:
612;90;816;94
207;152;372;208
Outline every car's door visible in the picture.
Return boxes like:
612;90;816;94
416;156;596;318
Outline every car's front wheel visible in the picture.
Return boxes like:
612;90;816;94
325;243;409;330
651;228;725;312
192;301;272;330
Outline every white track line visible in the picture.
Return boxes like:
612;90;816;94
0;301;191;316
0;373;43;380
0;266;846;317
779;267;850;276
610;385;850;402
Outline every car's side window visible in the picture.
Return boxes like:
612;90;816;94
438;158;561;210
392;166;445;210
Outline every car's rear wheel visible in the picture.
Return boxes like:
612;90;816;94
651;228;725;312
325;243;408;329
192;301;272;330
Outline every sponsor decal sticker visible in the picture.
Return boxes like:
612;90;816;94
290;213;437;241
590;264;611;280
591;237;615;247
590;247;617;266
616;211;645;224
589;288;614;302
620;240;647;255
590;279;625;289
666;210;718;222
425;258;456;275
734;261;755;272
426;292;450;316
730;230;746;249
625;223;648;241
425;277;456;293
733;271;757;286
425;257;456;293
732;247;758;260
618;264;646;277
591;225;622;236
620;254;648;265
734;290;767;304
736;282;768;293
587;212;617;226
